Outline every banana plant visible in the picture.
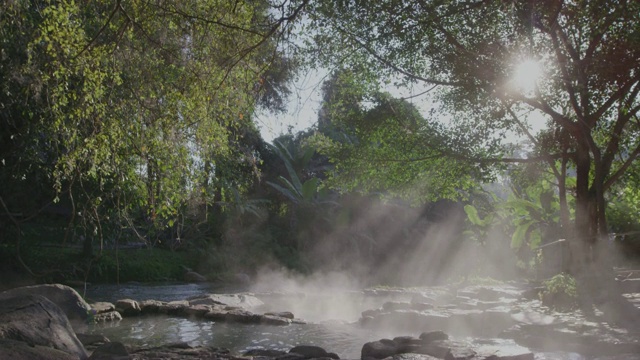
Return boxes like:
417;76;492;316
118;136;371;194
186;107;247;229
463;203;495;245
503;177;572;251
266;141;331;205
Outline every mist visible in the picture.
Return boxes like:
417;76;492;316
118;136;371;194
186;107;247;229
234;195;523;324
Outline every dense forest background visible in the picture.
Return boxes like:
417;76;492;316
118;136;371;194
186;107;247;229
1;0;639;306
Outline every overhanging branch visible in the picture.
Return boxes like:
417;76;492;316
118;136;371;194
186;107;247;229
333;25;460;87
366;151;573;165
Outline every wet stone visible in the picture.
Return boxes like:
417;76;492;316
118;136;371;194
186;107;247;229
419;331;449;344
411;344;450;359
362;339;399;359
183;304;212;317
225;309;261;323
276;353;307;360
130;343;231;360
92;310;122;323
139;300;165;314
76;333;110;346
383;301;413;311
382;354;440;360
264;311;295;319
475;349;534;360
362;309;382;318
204;309;228;321
261;314;292;326
290;345;338;359
244;349;288;357
446;346;476;360
159;300;189;315
91;302;115;314
115;299;141;317
88;341;129;360
393;336;423;345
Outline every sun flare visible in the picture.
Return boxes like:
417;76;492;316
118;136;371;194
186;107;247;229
512;59;542;95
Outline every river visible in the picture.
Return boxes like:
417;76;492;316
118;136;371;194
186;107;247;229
80;283;596;359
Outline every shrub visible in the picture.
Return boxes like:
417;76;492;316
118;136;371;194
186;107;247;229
540;273;578;311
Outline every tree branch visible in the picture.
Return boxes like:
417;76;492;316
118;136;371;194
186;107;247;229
601;84;640;176
333;24;461;87
604;142;640;191
72;0;121;60
367;150;573;165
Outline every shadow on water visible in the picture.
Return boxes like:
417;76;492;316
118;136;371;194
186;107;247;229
81;282;241;303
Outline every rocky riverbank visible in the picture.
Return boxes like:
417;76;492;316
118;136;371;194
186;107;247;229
1;282;640;359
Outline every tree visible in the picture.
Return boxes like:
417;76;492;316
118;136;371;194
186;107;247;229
302;0;640;317
314;87;490;203
0;0;303;270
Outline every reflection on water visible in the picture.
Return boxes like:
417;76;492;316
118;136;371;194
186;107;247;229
81;284;630;360
88;315;384;358
88;316;592;359
81;282;236;303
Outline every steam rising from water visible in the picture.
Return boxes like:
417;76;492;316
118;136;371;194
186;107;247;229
249;268;368;322
242;198;521;323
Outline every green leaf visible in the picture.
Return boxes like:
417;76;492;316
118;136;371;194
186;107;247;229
301;178;320;202
529;230;542;250
301;146;316;166
511;220;535;249
266;181;299;203
283;159;303;192
464;205;482;226
278;175;301;197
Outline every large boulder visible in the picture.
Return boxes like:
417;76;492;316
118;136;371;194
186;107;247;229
0;339;79;360
88;341;129;360
0;294;88;359
130;343;232;359
0;284;92;324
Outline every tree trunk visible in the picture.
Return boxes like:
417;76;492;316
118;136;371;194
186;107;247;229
558;155;572;273
571;144;640;326
572;143;593;273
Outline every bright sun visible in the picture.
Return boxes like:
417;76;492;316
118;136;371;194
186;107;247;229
512;59;542;95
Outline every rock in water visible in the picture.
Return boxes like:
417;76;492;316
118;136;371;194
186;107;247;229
362;339;399;359
419;331;449;344
188;293;264;308
0;294;88;359
290;345;339;359
0;283;92;325
115;299;141;317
